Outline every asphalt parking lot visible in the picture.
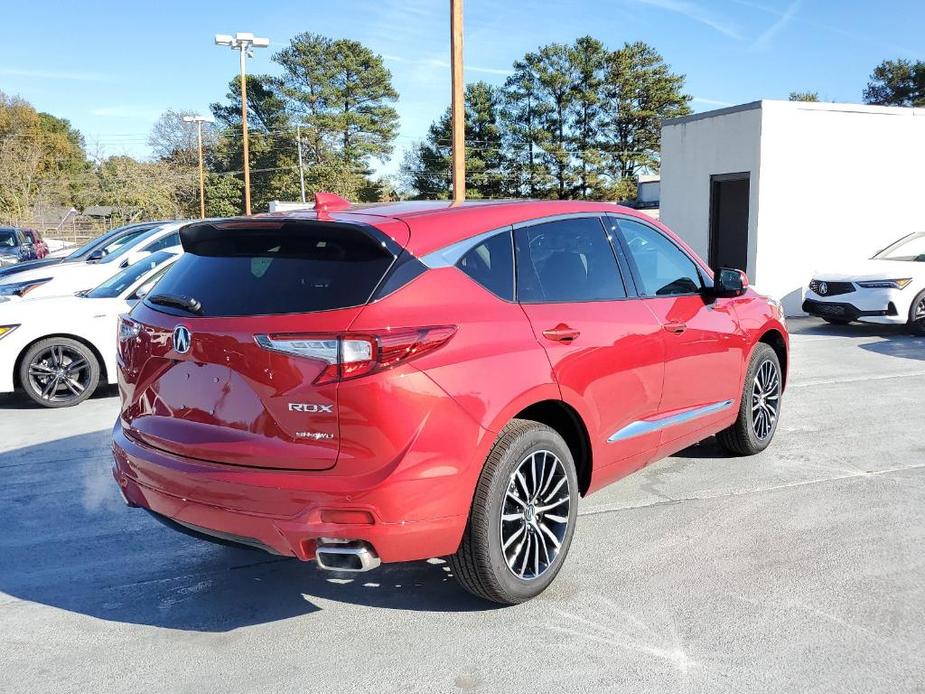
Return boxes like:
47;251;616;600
1;317;923;693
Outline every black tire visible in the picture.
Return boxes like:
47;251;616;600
907;290;925;336
717;343;782;456
822;317;851;325
18;337;100;408
450;419;578;605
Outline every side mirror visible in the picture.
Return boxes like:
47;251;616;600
87;249;105;262
712;267;749;298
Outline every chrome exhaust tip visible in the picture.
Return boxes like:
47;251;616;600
315;539;381;572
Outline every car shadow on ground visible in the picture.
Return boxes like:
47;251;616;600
0;430;498;633
789;318;925;362
0;384;121;410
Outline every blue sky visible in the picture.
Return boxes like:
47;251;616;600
3;0;922;176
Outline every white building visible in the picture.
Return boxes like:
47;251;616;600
659;100;925;314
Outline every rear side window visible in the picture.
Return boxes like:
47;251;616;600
515;217;627;303
144;231;181;253
147;221;395;317
618;219;702;296
456;231;513;300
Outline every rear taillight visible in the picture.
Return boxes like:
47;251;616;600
118;315;141;342
254;326;456;384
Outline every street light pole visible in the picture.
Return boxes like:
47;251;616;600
183;115;212;219
297;125;306;203
215;32;270;216
450;0;465;203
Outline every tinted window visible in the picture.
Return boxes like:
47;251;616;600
100;226;167;264
0;229;18;247
147;222;394;317
618;219;702;296
144;231;181;253
66;224;154;260
87;251;176;298
515;217;626;303
457;231;513;300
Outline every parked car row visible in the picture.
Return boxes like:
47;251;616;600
0;221;185;407
0;226;47;266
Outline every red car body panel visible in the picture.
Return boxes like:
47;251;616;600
113;200;788;565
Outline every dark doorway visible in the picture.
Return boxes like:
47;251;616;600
709;172;750;271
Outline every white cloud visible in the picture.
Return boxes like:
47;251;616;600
383;54;511;77
751;0;801;51
692;97;735;107
632;0;743;40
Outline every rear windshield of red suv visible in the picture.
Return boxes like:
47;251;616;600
146;221;396;317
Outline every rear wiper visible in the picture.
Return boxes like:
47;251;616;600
147;293;203;315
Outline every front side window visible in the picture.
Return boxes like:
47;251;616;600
515;217;626;303
618;219;702;296
874;232;925;262
456;231;514;300
87;251;176;299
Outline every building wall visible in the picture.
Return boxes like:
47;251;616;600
661;100;925;315
659;103;763;280
755;101;925;313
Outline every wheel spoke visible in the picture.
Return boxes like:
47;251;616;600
539;522;561;550
535;496;568;513
63;378;83;396
502;523;525;551
66;358;88;373
42;375;59;398
542;476;567;503
29;364;55;376
544;513;568;524
501;512;524;522
505;491;527;509
518;533;531;578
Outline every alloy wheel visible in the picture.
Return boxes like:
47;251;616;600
751;359;781;440
27;345;92;404
499;450;571;581
915;297;925;322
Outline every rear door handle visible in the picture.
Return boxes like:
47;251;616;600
543;324;581;343
662;321;687;335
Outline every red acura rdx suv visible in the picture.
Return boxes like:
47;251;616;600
113;195;788;604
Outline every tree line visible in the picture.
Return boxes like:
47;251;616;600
1;35;923;223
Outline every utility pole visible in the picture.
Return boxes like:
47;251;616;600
297;125;306;203
183;115;212;219
215;32;270;215
450;0;465;203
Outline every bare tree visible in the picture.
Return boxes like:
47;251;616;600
148;109;215;167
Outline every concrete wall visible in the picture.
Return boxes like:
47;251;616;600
755;101;925;313
660;100;925;315
659;103;763;280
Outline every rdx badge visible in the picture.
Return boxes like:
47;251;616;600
288;403;334;413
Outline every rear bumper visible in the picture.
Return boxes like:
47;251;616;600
111;422;473;564
802;298;901;323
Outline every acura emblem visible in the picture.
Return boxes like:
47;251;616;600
173;325;191;354
818;282;828;295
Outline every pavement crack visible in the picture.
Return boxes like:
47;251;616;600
578;463;925;517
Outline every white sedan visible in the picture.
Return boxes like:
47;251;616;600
0;251;179;407
803;232;925;335
0;221;184;302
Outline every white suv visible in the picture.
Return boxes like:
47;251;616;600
803;232;925;335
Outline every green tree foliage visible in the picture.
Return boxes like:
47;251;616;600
600;41;691;188
274;33;399;175
208;74;300;214
400;82;506;199
788;91;820;102
76;155;196;220
863;59;925;107
0;92;87;219
407;37;690;200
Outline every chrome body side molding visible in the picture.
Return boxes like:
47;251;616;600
608;400;734;443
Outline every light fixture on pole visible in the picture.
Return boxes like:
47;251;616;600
214;32;270;215
182;115;213;219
